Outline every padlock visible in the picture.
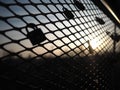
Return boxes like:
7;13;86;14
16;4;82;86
63;8;74;19
87;40;94;54
110;33;120;42
95;17;105;25
26;23;46;45
74;0;85;10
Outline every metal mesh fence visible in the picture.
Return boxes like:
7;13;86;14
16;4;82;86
0;0;120;89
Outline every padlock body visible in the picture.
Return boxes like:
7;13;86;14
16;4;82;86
96;17;105;25
27;29;46;45
63;9;74;19
74;1;85;10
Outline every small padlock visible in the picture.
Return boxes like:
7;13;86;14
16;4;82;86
63;8;74;19
26;23;46;45
110;33;120;42
74;0;85;10
95;17;105;25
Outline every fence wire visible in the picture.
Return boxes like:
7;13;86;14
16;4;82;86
0;0;120;89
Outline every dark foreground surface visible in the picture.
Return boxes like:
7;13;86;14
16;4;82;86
0;54;120;90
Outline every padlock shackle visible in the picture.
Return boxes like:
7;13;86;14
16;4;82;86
26;23;37;34
63;7;68;11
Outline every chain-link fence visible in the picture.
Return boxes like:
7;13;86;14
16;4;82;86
0;0;120;89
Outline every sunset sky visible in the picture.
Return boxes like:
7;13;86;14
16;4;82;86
0;0;119;58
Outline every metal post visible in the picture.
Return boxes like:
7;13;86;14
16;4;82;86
113;24;116;55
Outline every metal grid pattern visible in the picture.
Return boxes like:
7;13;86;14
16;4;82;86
0;0;120;89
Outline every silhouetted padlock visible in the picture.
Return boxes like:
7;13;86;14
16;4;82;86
26;23;46;45
95;17;105;25
63;8;74;19
74;0;85;10
110;33;120;42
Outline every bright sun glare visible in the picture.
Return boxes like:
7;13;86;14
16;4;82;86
90;39;98;49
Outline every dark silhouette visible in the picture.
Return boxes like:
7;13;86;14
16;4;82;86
26;23;46;45
95;17;105;25
63;8;74;19
74;0;85;10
